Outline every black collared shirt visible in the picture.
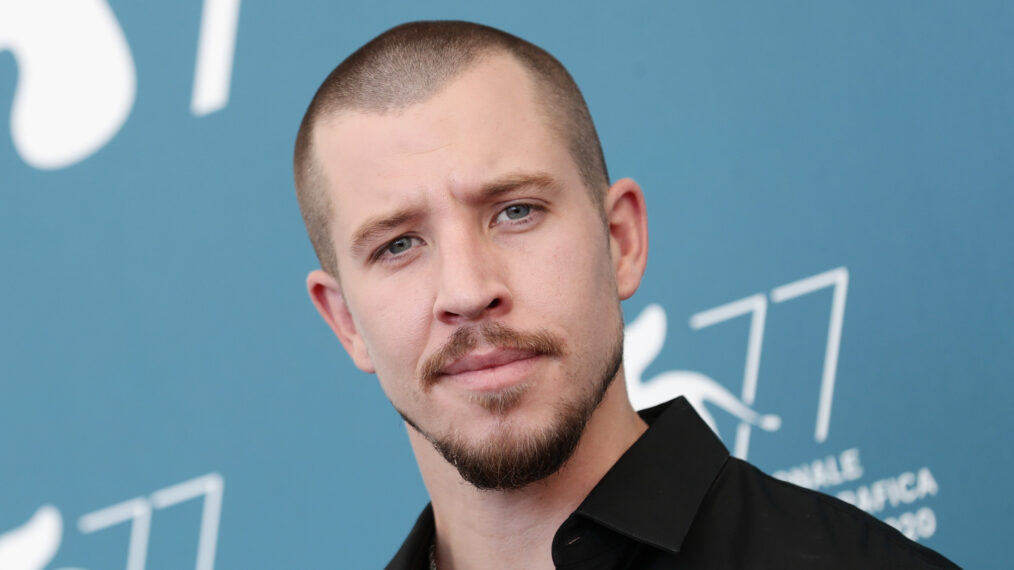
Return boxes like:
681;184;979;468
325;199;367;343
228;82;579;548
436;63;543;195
387;397;959;569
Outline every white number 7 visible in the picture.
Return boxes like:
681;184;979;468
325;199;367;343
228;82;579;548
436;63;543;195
770;267;849;443
191;0;241;116
78;473;224;570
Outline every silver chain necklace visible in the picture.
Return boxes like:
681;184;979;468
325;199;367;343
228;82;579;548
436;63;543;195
428;536;438;570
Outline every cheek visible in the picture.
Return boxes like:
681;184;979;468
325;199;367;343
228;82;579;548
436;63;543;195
352;281;432;388
523;223;614;304
508;222;619;357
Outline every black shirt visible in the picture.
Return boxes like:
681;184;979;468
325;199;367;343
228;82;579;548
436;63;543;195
387;397;959;569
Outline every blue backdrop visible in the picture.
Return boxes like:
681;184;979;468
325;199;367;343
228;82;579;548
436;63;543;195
2;1;1010;568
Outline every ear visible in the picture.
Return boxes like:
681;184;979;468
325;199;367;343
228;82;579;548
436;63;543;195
306;269;375;373
604;178;649;300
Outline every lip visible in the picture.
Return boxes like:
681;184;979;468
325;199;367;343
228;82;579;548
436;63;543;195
441;348;538;375
438;348;542;391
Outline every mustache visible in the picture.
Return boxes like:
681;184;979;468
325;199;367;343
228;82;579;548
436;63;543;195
420;322;565;389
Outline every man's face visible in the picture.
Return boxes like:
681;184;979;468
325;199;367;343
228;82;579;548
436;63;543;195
310;56;633;488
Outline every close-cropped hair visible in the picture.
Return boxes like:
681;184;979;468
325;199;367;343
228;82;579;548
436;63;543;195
293;20;610;276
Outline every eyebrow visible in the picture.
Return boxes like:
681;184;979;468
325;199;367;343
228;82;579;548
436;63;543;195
348;171;562;257
480;171;561;200
350;207;425;257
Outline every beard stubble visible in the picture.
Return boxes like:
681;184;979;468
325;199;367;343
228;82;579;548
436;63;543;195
397;319;624;491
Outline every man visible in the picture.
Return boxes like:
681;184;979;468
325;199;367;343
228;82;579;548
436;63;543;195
293;21;958;569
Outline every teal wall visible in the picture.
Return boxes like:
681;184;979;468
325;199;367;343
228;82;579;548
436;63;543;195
2;2;1010;568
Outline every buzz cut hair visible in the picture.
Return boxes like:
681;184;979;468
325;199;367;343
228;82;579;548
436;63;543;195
293;20;610;276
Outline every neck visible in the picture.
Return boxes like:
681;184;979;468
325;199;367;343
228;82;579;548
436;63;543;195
407;375;648;570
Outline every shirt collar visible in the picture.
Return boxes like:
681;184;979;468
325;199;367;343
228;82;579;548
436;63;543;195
386;503;434;570
570;396;730;555
386;397;730;568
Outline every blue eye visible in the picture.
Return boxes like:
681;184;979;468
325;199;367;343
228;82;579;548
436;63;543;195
386;236;413;255
504;204;531;219
493;203;544;227
502;204;531;220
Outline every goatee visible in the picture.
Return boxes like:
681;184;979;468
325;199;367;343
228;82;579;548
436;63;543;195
398;320;623;490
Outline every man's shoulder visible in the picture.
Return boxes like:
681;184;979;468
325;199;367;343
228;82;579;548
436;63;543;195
568;397;960;568
683;456;959;568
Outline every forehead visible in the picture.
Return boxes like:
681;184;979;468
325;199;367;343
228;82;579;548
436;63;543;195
311;56;581;241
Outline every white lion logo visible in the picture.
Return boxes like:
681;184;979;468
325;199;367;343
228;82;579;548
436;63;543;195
0;505;85;570
0;0;135;169
624;304;781;442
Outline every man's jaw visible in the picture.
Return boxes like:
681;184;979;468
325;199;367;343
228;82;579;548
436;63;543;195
398;319;624;491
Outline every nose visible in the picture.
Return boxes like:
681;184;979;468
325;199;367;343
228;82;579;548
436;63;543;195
433;233;511;324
